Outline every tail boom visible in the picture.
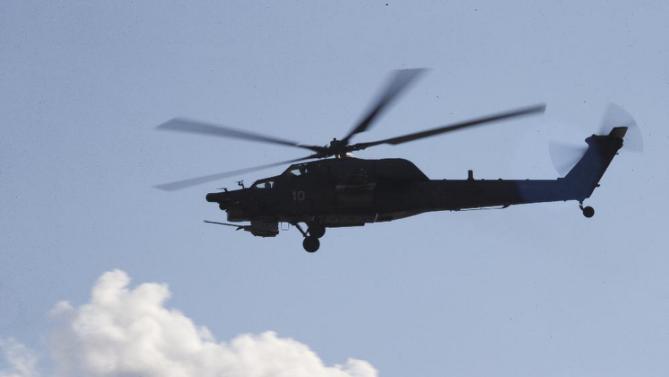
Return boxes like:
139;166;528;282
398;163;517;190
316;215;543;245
411;127;627;211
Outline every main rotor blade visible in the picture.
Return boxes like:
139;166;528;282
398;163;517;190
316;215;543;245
348;103;546;151
154;155;318;191
157;118;324;153
341;68;426;145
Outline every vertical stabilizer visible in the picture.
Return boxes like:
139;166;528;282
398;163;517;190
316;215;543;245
563;127;626;200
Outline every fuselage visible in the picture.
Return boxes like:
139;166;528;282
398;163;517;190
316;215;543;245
206;130;623;230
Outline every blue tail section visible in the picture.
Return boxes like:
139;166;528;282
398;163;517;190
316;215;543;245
563;127;626;201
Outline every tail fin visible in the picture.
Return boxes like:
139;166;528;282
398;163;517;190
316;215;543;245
563;127;626;200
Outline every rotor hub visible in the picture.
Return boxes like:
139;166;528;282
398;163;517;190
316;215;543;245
328;138;348;158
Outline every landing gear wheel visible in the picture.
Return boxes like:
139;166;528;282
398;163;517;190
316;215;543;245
582;206;595;218
308;224;326;238
303;236;320;253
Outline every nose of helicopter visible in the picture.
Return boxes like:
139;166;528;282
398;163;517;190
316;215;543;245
206;191;233;205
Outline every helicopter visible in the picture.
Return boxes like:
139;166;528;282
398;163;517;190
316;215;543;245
156;69;634;252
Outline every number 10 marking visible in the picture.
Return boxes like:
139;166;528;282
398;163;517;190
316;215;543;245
292;190;306;201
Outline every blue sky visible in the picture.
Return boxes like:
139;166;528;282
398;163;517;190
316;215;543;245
2;1;669;376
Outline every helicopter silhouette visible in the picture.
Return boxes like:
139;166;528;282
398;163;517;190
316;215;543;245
157;69;633;252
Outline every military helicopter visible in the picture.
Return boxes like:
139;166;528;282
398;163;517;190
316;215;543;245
157;69;635;252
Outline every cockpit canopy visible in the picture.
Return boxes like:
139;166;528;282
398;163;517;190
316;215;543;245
281;158;428;182
285;165;309;177
252;179;275;190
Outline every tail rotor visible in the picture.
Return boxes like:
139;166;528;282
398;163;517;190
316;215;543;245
549;103;642;176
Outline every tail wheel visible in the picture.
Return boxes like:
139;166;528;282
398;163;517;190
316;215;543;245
582;206;595;218
303;236;320;253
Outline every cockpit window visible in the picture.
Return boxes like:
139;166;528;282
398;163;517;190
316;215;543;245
253;180;274;189
287;166;308;176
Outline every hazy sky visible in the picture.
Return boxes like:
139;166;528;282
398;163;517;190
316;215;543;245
2;1;669;376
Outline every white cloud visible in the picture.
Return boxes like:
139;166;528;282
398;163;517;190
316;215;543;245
0;338;39;377
46;269;377;377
